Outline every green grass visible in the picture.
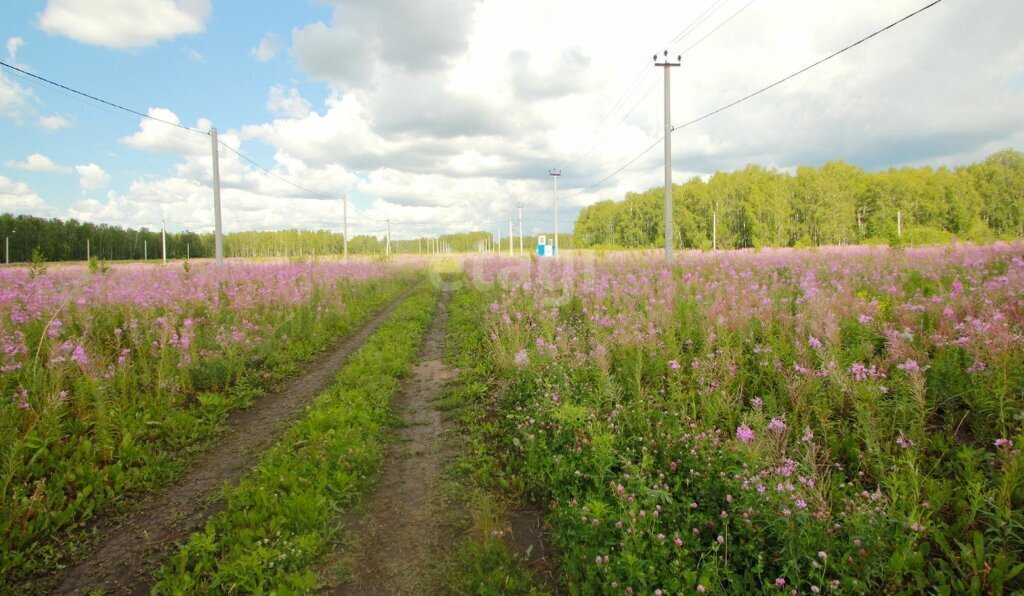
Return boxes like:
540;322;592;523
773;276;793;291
415;283;547;595
2;273;419;587
151;284;438;593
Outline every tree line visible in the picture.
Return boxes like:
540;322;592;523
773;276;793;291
573;149;1024;249
0;215;559;263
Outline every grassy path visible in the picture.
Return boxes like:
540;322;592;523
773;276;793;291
320;284;459;594
149;284;439;593
49;286;418;595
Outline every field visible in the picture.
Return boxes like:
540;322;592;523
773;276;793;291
2;244;1023;593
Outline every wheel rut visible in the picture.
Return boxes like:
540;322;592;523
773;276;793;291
322;285;459;595
48;287;417;595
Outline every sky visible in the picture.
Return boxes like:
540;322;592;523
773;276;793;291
0;0;1022;240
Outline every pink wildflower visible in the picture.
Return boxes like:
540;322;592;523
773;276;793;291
736;425;755;443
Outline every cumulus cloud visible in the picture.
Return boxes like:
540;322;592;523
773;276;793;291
5;37;24;63
68;175;358;233
266;86;311;119
75;163;111;189
5;153;71;173
251;33;281;62
0;176;56;215
38;0;211;49
38;115;71;130
291;0;477;86
0;71;34;122
120;108;211;155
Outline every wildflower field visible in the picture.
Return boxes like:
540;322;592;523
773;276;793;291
449;243;1024;593
3;244;1023;593
0;259;418;581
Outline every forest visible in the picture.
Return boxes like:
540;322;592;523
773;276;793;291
574;149;1024;249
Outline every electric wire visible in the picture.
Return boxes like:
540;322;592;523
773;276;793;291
0;60;210;136
672;0;944;133
679;0;759;58
559;0;945;202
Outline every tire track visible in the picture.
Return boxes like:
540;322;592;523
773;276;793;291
49;286;417;595
322;285;459;594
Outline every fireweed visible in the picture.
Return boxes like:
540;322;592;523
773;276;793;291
461;244;1024;593
0;259;418;583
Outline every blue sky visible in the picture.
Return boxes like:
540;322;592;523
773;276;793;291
1;0;1022;239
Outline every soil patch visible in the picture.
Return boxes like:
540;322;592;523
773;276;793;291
324;286;459;595
48;288;416;595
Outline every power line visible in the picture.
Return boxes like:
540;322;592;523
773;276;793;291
216;140;338;201
557;0;755;173
673;0;944;133
560;0;945;201
679;0;759;58
0;60;209;136
669;0;733;46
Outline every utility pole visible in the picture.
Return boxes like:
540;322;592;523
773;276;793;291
144;239;148;261
654;50;681;260
549;169;561;258
86;238;90;261
897;210;903;239
713;206;718;251
509;218;514;256
161;218;167;264
385;219;391;256
210;127;224;266
517;203;524;256
342;193;348;260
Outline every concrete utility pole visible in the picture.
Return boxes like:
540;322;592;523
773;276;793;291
897;210;903;239
517;203;524;256
549;169;561;258
509;219;514;257
654;51;681;261
161;219;167;264
713;207;718;251
86;238;90;261
385;219;391;256
210;127;224;266
144;239;148;261
342;193;348;260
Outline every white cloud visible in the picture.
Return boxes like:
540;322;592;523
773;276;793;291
183;48;206;63
0;71;34;122
5;153;72;173
38;0;211;49
0;176;56;215
266;86;311;119
6;37;24;62
120;108;211;155
291;0;477;86
38;115;71;130
68;176;358;234
251;33;281;62
75;163;111;189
